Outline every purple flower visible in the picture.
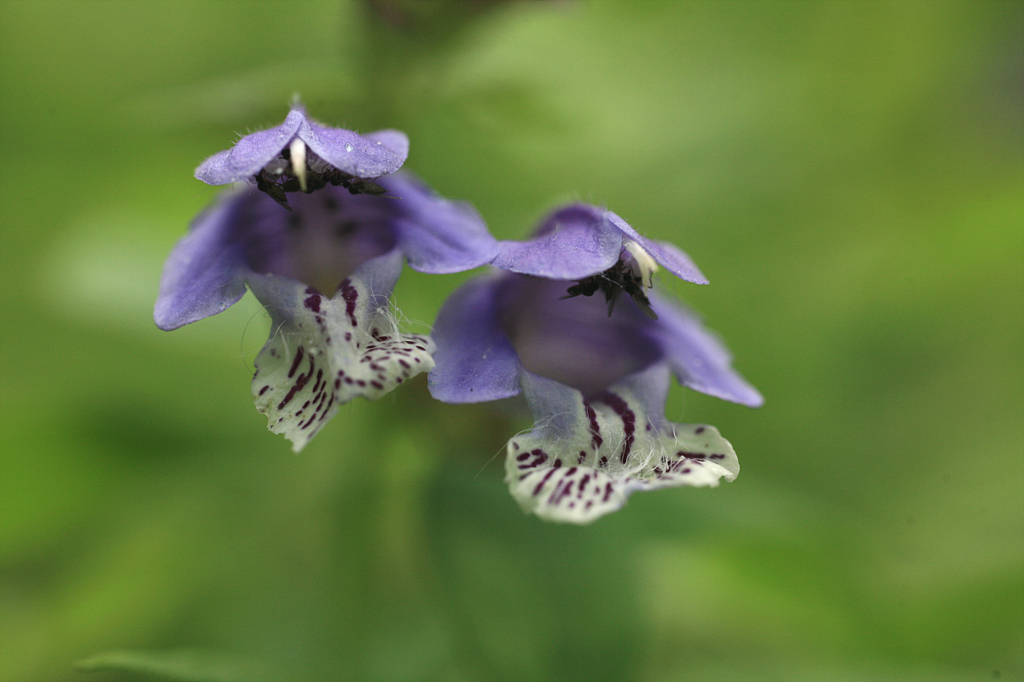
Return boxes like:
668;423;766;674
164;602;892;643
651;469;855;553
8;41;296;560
156;170;497;452
428;204;761;523
195;106;410;208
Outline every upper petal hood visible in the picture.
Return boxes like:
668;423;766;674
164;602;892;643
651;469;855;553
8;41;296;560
492;204;622;279
194;107;408;185
605;211;708;284
304;125;409;180
491;204;708;286
194;109;304;185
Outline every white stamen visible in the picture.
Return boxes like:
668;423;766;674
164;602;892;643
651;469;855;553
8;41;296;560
623;240;659;288
289;138;308;192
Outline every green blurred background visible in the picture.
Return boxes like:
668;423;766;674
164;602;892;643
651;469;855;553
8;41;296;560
1;1;1021;681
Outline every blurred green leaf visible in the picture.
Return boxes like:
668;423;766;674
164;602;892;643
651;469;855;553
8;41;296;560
77;649;283;682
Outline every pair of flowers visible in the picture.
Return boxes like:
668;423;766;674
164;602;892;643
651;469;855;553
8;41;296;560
155;107;762;524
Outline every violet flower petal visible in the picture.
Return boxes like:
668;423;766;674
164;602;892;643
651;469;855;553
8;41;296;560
154;190;251;330
194;108;408;186
648;292;764;407
427;273;522;403
380;173;497;274
362;130;410;162
302;120;408;179
606;211;708;284
195;109;305;185
492;204;622;279
506;366;739;524
501;275;662;397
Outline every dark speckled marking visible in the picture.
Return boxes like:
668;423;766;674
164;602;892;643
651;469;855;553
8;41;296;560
599;391;635;464
532;468;557;496
287;345;305;378
278;356;315;410
303;288;322;313
583;400;603;450
339;278;358;326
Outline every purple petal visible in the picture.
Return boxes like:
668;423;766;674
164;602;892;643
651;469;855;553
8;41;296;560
301;120;408;179
606;211;708;284
493;204;623;279
502;276;662;397
247;250;433;452
506;367;739;524
649;292;764;407
194;108;409;186
427;274;522;403
379;172;498;274
362;130;410;167
194;108;305;185
239;186;401;296
154;189;251;330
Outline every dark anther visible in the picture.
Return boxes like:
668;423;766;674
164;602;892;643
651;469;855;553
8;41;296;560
252;155;389;211
254;172;292;211
323;168;387;196
344;178;387;196
563;260;658;319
